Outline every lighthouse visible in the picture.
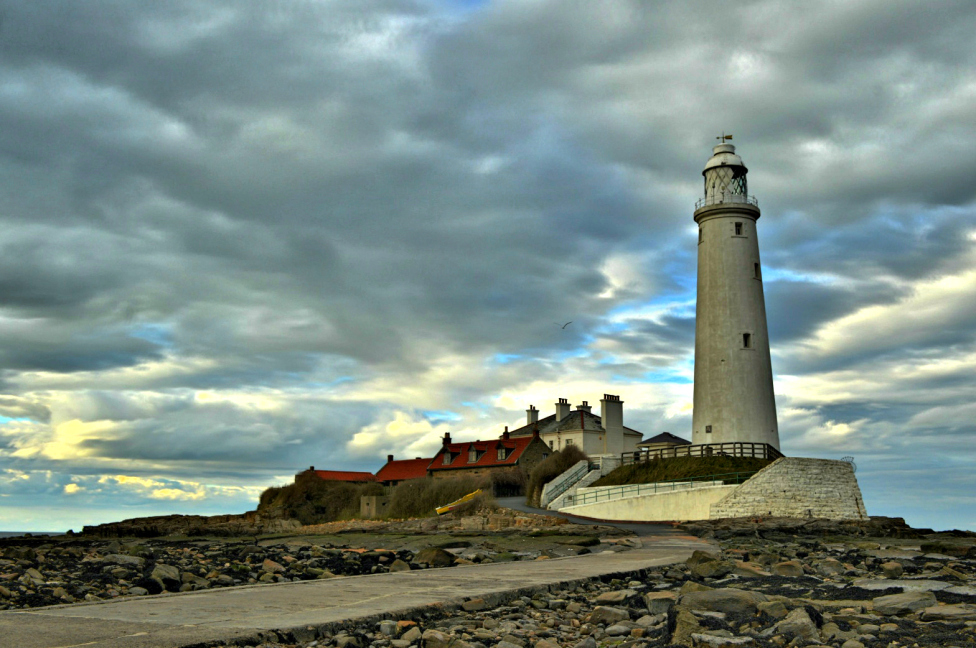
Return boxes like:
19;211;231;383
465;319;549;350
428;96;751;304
692;139;780;450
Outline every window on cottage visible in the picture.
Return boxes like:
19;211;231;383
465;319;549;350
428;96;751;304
497;447;508;461
754;263;761;279
734;222;743;236
743;333;752;348
565;439;574;446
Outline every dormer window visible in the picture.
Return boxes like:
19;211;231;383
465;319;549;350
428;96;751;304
468;448;485;463
445;452;460;465
497;447;508;461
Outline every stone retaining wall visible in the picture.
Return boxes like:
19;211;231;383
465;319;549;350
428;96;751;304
709;457;867;520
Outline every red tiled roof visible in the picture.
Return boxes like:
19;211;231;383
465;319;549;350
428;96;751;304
429;435;538;471
375;457;432;483
312;470;376;483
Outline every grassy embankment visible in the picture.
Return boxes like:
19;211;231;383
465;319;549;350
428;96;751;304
592;455;773;487
258;471;508;526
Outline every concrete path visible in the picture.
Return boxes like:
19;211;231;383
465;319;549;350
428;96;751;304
0;534;709;648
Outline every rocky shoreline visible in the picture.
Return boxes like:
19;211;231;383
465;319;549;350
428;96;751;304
0;510;625;609
3;514;975;646
211;517;974;648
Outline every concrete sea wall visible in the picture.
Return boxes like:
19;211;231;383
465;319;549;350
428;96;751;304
559;484;737;521
709;457;867;520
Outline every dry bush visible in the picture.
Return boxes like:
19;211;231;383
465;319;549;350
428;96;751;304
385;475;492;519
525;445;590;507
257;473;384;525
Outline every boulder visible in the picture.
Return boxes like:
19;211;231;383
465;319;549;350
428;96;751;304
817;558;845;576
734;561;771;578
771;560;804;577
772;608;819;643
388;559;411;572
679;588;768;615
644;591;677;615
101;554;146;567
589;606;630;625
669;607;701;645
920;604;976;621
872;590;937;615
880;561;903;578
757;600;788;619
262;558;286;573
401;626;422;643
150;564;181;592
415;547;455;567
422;629;453;648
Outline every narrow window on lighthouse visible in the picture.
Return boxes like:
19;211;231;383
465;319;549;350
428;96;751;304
734;222;743;236
743;333;752;348
754;263;761;279
698;228;703;244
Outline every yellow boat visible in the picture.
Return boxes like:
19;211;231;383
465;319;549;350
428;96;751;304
435;489;483;515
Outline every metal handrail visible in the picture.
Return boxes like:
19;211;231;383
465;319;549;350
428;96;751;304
571;471;757;506
543;461;589;504
695;194;758;210
622;442;783;465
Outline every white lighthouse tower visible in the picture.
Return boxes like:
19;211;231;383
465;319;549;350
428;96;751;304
692;138;780;450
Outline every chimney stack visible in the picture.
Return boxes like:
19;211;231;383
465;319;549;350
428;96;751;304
600;394;624;455
577;400;592;413
442;432;452;446
387;454;394;463
555;397;571;422
502;425;510;440
526;405;539;425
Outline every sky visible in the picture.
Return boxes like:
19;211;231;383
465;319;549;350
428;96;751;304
0;0;974;533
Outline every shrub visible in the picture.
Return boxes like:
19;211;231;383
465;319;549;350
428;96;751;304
525;445;589;507
385;475;494;519
257;473;384;525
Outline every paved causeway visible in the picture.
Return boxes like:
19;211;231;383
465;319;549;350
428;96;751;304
0;533;709;648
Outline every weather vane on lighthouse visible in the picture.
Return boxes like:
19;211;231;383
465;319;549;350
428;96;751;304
716;132;733;143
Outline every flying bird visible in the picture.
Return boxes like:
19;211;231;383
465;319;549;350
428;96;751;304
560;321;573;329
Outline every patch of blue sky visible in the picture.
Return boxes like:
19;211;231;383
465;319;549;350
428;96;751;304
761;267;838;285
640;369;693;385
491;353;523;365
298;376;355;390
434;0;490;11
128;322;175;348
605;295;696;324
422;409;462;424
0;416;32;424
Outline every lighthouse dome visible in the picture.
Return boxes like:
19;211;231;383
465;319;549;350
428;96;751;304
703;143;747;174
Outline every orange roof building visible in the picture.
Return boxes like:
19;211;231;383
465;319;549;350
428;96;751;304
374;456;432;486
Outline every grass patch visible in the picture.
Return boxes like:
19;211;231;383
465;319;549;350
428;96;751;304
592;455;773;487
525;446;589;507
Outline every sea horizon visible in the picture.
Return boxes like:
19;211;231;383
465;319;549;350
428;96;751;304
0;531;65;538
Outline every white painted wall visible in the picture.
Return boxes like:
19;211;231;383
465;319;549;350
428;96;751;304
560;485;737;522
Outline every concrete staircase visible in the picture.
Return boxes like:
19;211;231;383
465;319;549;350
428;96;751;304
547;468;602;509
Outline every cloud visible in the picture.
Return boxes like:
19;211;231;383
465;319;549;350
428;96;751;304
0;0;974;531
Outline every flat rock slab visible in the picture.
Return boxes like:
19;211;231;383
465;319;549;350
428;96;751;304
853;578;950;592
0;535;708;648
